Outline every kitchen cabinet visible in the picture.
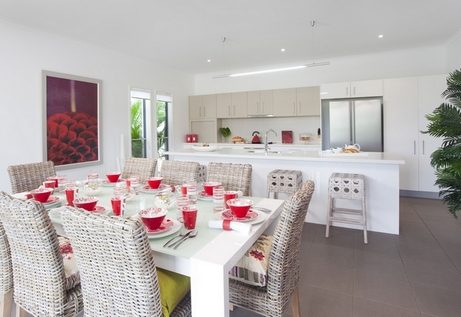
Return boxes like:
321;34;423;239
297;86;321;116
384;75;445;192
217;92;247;118
273;88;296;116
189;95;217;120
247;90;274;116
321;80;383;99
273;87;320;116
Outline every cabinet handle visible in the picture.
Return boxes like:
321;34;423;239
353;86;356;96
293;101;296;114
422;140;425;155
413;140;416;155
346;87;349;97
228;105;231;116
233;105;236;116
199;107;202;117
204;107;206;117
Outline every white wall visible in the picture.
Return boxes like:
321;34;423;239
194;45;446;94
0;20;193;191
446;30;461;71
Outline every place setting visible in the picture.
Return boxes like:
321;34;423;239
138;176;172;194
137;207;181;239
27;187;62;209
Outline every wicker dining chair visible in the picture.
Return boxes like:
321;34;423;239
229;180;315;317
7;161;56;194
0;192;83;317
0;222;13;317
206;162;252;196
121;157;157;183
61;207;191;317
160;160;202;186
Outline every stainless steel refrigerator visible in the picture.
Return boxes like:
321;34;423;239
321;97;383;151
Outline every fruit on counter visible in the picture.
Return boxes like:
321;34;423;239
232;136;245;144
342;144;360;153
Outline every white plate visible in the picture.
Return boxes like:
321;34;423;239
218;209;266;225
101;180;123;187
192;144;217;152
146;218;181;239
197;191;213;201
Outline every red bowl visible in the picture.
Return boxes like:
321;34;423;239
147;177;163;189
73;197;98;211
203;181;222;196
30;188;53;203
140;207;167;230
227;198;253;218
106;172;121;183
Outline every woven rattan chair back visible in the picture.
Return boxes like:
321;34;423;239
267;180;315;313
206;162;252;196
61;207;163;317
160;160;201;186
0;222;12;296
0;221;13;316
0;191;82;316
121;157;157;183
229;180;314;317
7;161;56;193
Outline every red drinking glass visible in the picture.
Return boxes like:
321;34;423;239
65;188;75;206
111;197;123;216
182;206;198;230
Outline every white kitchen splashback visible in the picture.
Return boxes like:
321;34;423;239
221;117;320;144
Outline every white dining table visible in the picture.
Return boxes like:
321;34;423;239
21;184;284;317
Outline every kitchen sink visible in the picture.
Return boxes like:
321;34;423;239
246;149;281;154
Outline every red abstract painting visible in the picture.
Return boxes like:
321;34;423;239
44;72;101;167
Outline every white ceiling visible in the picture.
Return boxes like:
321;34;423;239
1;0;460;74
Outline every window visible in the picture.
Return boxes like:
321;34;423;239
130;90;172;158
130;91;151;158
156;99;169;157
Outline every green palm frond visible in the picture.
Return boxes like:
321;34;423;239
442;69;461;108
426;69;461;217
424;103;461;138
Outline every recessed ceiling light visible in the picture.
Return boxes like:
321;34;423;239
378;34;384;38
281;48;286;52
207;59;212;63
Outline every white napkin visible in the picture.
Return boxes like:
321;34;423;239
208;220;252;235
254;199;275;211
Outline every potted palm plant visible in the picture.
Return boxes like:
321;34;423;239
425;69;461;217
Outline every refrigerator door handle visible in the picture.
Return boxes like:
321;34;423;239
414;140;416;155
350;102;355;145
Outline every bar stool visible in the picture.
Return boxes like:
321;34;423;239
267;169;302;198
326;173;367;244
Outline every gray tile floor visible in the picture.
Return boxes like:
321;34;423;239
231;197;461;317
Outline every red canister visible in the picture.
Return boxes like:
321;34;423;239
186;134;198;143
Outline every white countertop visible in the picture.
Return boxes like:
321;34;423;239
167;148;405;165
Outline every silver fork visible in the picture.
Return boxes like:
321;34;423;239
173;230;198;249
163;230;192;248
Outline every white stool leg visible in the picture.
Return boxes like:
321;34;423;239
325;196;332;238
362;196;368;244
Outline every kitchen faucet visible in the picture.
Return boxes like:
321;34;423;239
265;129;277;153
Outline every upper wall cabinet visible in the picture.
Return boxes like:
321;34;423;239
217;92;247;118
247;90;274;116
189;95;217;120
273;87;320;116
320;80;383;99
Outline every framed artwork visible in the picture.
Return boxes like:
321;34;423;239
43;71;102;168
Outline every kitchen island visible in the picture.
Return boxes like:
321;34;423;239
166;147;404;234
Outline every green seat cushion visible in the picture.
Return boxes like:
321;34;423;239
157;268;190;317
